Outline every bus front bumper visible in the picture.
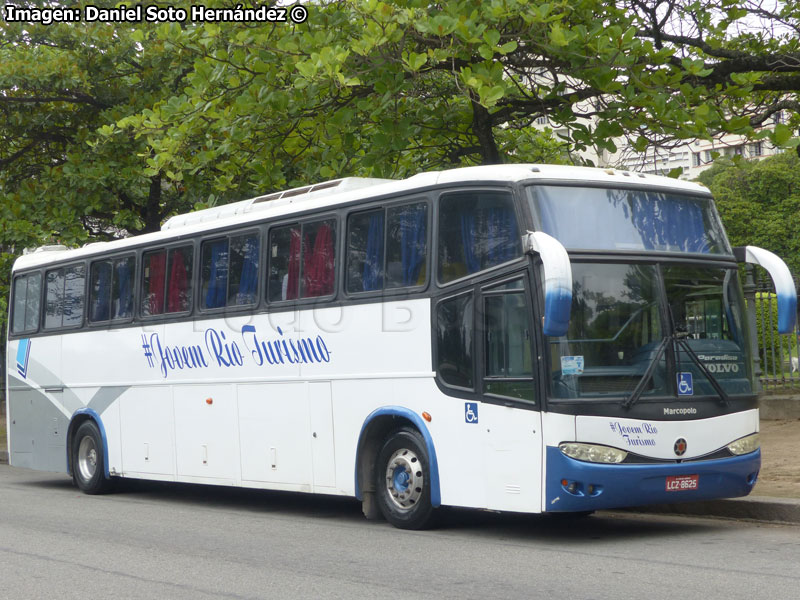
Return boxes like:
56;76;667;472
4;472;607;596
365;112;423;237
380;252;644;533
544;446;760;513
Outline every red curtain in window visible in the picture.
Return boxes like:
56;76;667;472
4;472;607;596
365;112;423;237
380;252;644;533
303;223;334;297
166;249;188;313
286;228;301;300
147;252;167;314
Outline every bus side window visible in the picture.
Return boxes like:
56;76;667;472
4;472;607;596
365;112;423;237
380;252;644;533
438;191;520;284
166;246;193;313
301;219;336;298
90;257;135;322
268;224;301;302
112;257;135;319
45;269;65;329
436;292;474;389
483;281;535;402
12;272;42;334
386;203;427;289
346;202;427;294
142;250;167;316
228;233;259;306
44;265;85;329
347;209;384;293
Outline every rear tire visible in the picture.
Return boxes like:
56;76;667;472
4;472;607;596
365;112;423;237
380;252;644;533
375;427;437;530
72;421;115;494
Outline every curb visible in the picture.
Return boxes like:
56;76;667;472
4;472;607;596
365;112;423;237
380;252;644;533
624;495;800;525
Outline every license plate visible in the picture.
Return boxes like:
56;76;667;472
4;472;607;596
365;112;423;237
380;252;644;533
666;474;699;492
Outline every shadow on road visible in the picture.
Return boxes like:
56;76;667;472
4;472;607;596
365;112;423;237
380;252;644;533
18;471;724;543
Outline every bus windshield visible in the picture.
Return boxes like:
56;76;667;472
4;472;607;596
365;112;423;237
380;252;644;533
528;185;730;254
548;263;752;400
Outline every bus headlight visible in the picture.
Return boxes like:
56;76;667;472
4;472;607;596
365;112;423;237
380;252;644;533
558;443;628;464
727;433;760;455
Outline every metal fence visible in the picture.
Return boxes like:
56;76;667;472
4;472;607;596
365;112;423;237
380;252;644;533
745;265;800;390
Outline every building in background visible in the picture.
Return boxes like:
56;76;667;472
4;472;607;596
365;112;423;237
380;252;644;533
534;111;787;180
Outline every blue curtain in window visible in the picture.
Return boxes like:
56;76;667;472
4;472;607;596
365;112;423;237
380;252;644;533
206;240;228;308
92;263;111;322
363;213;384;291
460;212;480;274
114;259;132;318
238;237;259;303
487;205;517;266
401;205;426;286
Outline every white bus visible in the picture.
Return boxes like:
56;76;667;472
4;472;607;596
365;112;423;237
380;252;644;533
6;164;797;529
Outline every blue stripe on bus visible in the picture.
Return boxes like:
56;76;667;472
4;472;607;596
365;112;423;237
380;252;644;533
544;445;760;512
355;406;441;508
68;408;111;479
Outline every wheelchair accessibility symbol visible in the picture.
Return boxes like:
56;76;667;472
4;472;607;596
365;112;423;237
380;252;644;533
465;402;479;424
677;372;694;396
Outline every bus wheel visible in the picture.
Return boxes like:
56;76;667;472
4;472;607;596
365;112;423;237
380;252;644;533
72;421;115;494
376;427;436;530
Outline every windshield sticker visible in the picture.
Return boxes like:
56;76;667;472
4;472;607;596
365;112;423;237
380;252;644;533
677;372;694;396
561;355;584;375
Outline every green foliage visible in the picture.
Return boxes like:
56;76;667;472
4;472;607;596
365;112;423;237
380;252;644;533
0;8;205;336
698;153;800;275
752;292;799;377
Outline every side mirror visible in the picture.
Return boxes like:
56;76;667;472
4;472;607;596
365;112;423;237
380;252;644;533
734;246;797;333
524;231;572;337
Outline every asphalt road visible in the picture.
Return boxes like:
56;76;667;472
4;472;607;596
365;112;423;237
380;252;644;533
1;465;799;600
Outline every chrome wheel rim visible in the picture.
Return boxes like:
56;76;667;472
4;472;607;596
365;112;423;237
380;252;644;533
384;448;423;510
77;436;98;482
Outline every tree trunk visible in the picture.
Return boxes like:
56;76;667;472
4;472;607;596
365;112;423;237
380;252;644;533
470;94;502;165
142;173;163;234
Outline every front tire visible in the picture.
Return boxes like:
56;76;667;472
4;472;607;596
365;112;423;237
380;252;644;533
72;421;115;494
375;427;437;530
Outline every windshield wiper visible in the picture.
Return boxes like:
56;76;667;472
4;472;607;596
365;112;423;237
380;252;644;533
622;333;732;409
621;336;670;409
675;337;731;406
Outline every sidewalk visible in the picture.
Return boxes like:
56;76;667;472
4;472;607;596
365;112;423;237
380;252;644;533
2;409;799;524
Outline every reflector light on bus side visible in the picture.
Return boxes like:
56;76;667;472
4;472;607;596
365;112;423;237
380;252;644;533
524;231;572;337
734;245;798;333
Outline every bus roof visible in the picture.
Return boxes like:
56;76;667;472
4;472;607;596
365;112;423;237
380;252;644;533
12;164;709;272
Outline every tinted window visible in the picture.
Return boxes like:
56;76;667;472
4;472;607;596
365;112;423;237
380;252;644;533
436;293;474;389
89;257;135;322
347;210;384;293
166;247;193;313
268;224;301;302
301;219;336;298
12;272;42;334
484;281;535;401
44;265;85;329
438;191;521;283
201;233;259;309
528;186;729;254
347;202;428;293
142;250;167;316
269;220;336;301
386;203;427;288
142;246;193;316
228;233;260;306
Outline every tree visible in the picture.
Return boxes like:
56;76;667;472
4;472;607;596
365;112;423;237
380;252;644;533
0;5;201;335
0;5;246;249
697;152;800;275
122;0;800;192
